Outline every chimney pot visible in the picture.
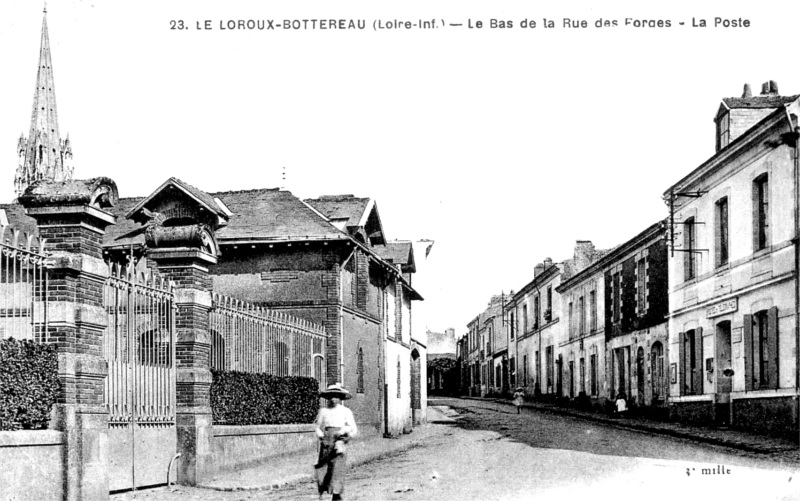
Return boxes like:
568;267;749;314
742;83;752;98
761;81;779;96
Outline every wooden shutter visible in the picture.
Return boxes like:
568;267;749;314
693;327;703;395
743;314;753;391
678;332;685;396
768;306;779;389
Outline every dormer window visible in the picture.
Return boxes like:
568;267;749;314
717;112;730;151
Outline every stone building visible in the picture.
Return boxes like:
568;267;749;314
555;244;607;409
505;243;596;401
663;81;800;439
600;223;669;415
506;257;561;400
462;295;506;396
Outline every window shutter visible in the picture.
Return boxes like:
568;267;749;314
743;314;753;391
694;327;703;395
678;332;685;396
768;306;779;389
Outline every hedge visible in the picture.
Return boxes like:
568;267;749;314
0;338;60;431
211;370;320;425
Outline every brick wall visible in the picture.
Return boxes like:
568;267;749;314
39;226;103;259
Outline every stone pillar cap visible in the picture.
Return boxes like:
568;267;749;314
18;177;118;210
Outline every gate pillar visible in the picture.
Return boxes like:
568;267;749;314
147;237;218;486
19;178;118;501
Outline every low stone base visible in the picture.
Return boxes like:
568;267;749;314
732;396;798;442
669;400;714;427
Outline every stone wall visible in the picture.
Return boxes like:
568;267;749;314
0;430;65;501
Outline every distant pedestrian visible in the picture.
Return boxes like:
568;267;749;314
615;391;628;418
314;383;358;501
513;387;525;414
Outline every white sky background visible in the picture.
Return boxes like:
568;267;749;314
1;0;799;336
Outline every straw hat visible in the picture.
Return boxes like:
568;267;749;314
320;383;352;400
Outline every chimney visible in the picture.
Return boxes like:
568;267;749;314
534;263;545;277
761;80;779;96
543;257;553;269
742;83;752;98
573;240;596;272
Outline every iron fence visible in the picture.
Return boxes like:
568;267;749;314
103;264;176;425
0;226;48;342
210;293;326;383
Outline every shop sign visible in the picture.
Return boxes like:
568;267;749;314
706;298;737;318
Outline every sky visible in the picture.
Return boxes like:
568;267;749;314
1;0;799;336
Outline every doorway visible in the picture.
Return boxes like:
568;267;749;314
715;321;732;425
636;347;645;406
568;360;575;399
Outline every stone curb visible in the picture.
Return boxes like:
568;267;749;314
457;396;796;454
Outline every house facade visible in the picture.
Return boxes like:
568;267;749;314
504;242;604;402
664;81;800;439
555;245;607;408
600;223;669;414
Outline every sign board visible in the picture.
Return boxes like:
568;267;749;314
706;298;738;318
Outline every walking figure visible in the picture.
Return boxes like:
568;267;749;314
314;383;358;501
513;387;525;414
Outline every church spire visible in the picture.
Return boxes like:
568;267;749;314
15;7;74;197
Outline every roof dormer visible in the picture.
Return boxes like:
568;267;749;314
715;80;796;152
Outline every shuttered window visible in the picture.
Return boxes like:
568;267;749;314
745;308;778;390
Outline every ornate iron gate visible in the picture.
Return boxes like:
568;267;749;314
103;264;176;491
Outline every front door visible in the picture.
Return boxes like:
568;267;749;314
636;347;645;406
715;321;733;424
568;361;574;399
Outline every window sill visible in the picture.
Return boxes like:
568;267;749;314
753;246;771;259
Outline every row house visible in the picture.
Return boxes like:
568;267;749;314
555;245;607;407
462;294;507;396
485;295;509;396
664;81;800;439
600;223;669;414
456;81;800;441
506;243;601;401
465;315;482;396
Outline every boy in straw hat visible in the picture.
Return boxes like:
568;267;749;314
314;383;358;500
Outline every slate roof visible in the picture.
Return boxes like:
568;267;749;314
304;195;371;227
0;203;37;236
102;197;146;249
374;241;415;272
722;95;798;109
211;189;346;243
39;187;349;250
